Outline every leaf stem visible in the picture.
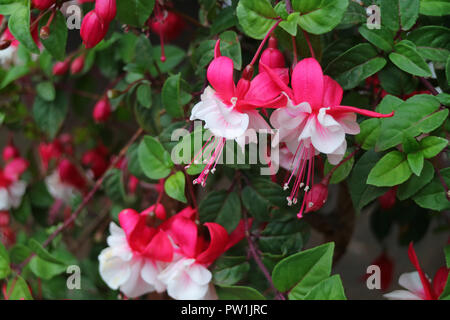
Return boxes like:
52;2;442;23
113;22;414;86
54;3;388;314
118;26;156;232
248;19;283;67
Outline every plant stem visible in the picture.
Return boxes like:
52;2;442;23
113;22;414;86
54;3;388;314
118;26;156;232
249;19;283;67
302;30;315;59
285;0;293;14
325;146;360;181
419;77;439;96
16;128;144;273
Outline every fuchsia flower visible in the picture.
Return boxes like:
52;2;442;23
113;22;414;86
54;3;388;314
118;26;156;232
70;55;85;75
93;97;112;123
95;0;116;24
32;0;55;10
384;243;449;300
53;59;71;76
99;206;246;299
262;58;394;217
189;40;287;186
82;144;109;179
0;157;29;211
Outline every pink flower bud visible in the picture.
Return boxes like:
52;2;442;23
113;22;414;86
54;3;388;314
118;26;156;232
2;141;19;162
378;187;397;210
0;211;10;228
93;98;112;122
304;182;329;214
95;0;116;24
32;0;55;10
80;11;107;49
52;59;70;76
127;175;139;194
70;55;85;74
260;37;285;69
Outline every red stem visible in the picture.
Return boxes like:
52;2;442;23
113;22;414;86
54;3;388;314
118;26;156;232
249;19;283;67
302;30;315;59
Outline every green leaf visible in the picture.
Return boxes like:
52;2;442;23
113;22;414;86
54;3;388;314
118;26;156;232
272;242;334;298
397;160;434;200
28;239;66;265
0;65;29;90
389;40;432;77
103;168;127;203
376;95;444;151
161;73;191;118
0;242;10;279
356;118;381;150
378;64;418;96
302;275;347;300
358;25;394;52
213;257;250;286
380;0;419;31
136;82;152;108
116;0;155;27
219;31;242;70
39;11;68;61
325;43;387;90
419;136;449;159
367;151;412;187
445;245;450;268
407;26;450;62
348;150;388;210
336;1;367;29
210;6;237;35
36;81;56;102
8;0;39;54
413;167;450;211
164;171;187;203
216;285;266;300
419;0;450;16
29;256;66;280
407;152;424;176
5;276;33;300
447;56;450;86
32;92;68;139
258;218;307;255
236;0;277;40
138;136;174;180
323;150;355;184
291;0;349;35
199;191;241;233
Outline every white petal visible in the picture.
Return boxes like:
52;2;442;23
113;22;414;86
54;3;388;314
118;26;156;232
307;110;345;154
398;272;426;298
383;290;423;300
327;140;347;165
98;247;132;290
190;86;249;140
141;260;167;293
336;112;360;135
186;264;212;286
0;188;10;211
119;258;155;298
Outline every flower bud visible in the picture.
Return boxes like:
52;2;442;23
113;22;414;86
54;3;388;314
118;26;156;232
0;211;10;227
80;11;107;49
32;0;56;10
378;187;397;210
58;159;86;191
149;11;185;42
0;227;15;247
40;26;50;39
52;59;70;76
95;0;117;24
241;64;254;80
304;182;329;214
128;175;139;194
2;141;20;162
70;55;85;74
93;97;112;123
260;37;285;68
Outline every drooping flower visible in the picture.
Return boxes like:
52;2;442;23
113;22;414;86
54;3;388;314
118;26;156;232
188;40;287;186
0;158;29;211
2;140;19;162
378;187;397;210
45;159;86;204
82;144;110;179
32;0;56;10
99;206;173;298
158;208;247;300
53;59;71;76
384;243;449;300
262;58;394;217
93;97;112;123
70;55;85;75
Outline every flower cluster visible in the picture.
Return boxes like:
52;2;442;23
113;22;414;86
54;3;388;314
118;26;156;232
190;38;394;218
99;205;246;299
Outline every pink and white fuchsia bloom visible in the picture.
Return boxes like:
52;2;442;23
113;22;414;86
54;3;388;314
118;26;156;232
189;40;287;186
262;58;394;217
99;205;246;299
384;243;449;300
0;158;28;211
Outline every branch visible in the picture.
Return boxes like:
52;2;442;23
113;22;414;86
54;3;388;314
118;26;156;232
419;77;439;96
16;128;144;273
